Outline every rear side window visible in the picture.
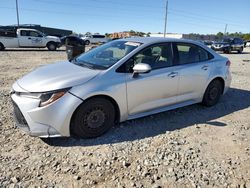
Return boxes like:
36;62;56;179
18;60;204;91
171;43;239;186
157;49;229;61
20;30;29;36
0;30;17;37
174;43;213;65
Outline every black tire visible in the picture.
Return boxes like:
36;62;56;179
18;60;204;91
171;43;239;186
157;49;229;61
202;80;223;107
238;47;243;54
0;43;5;51
70;98;115;138
85;40;90;45
47;42;57;51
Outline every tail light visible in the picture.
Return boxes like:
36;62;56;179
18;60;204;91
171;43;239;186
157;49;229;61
226;60;231;67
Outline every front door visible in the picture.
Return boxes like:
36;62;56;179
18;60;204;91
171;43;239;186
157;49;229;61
19;30;44;47
126;43;179;116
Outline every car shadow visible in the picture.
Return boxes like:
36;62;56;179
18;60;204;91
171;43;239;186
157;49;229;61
218;51;250;55
42;87;250;147
4;48;65;52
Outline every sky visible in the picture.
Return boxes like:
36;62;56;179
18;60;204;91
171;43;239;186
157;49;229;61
0;0;249;35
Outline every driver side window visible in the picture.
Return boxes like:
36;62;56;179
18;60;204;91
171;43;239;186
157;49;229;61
126;43;173;72
29;31;40;37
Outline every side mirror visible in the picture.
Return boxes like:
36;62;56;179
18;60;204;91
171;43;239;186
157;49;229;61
132;63;151;77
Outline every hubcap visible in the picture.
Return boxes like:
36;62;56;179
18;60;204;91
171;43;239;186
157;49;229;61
49;44;55;50
85;109;105;129
209;87;219;100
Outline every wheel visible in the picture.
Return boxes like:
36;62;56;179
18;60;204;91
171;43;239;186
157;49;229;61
238;47;243;54
70;98;115;138
202;80;223;107
85;40;90;45
47;42;57;51
0;43;5;51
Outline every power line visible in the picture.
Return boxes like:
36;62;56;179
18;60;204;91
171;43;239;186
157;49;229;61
169;8;248;28
33;0;165;10
0;6;164;22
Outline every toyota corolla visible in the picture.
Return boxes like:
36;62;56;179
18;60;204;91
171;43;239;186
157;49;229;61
10;37;231;138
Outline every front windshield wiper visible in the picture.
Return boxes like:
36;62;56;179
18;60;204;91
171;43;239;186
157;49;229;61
78;61;95;69
72;59;95;69
72;58;108;70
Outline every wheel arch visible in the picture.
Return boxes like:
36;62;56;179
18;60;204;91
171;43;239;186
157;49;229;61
46;41;56;46
207;77;225;94
0;42;5;50
70;94;121;135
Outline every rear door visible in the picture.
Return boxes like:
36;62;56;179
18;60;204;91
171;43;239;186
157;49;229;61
172;42;213;103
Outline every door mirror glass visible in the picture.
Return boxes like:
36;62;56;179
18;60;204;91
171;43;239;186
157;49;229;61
133;63;151;74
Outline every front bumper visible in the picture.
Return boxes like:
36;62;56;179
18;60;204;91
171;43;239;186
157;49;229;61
211;46;228;51
10;90;82;137
56;42;62;48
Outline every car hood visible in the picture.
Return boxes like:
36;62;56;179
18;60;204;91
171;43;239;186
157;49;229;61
45;35;60;41
15;61;100;92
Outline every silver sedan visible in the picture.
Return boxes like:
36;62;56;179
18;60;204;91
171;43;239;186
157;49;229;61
10;37;231;138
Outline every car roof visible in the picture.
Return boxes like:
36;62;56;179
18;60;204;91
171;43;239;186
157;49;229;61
120;37;200;45
118;37;222;59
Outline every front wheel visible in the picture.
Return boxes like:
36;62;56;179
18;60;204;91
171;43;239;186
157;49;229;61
238;47;243;54
202;80;223;107
0;43;5;51
70;98;115;138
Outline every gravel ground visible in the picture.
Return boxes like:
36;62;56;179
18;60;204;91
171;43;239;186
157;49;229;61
0;47;250;188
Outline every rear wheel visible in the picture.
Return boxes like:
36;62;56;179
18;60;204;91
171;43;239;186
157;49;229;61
70;98;115;138
47;42;57;51
202;80;223;107
0;43;5;51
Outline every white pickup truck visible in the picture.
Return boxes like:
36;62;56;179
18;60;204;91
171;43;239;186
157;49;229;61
0;28;61;51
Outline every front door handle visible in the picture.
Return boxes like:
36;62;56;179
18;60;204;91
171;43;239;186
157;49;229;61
168;72;178;78
202;65;209;70
28;37;31;39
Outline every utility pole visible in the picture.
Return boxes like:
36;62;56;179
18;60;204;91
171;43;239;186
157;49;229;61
15;0;20;28
224;24;228;36
163;0;168;38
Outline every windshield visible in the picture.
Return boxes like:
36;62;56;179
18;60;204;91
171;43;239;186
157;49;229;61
222;38;232;43
74;40;142;70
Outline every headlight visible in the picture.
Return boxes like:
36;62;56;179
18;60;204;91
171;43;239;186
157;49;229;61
39;90;68;107
14;88;70;107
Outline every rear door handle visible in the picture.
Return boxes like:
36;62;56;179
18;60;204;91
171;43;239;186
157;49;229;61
168;72;178;78
202;65;209;70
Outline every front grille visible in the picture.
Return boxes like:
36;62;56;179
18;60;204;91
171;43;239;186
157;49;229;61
11;99;29;129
